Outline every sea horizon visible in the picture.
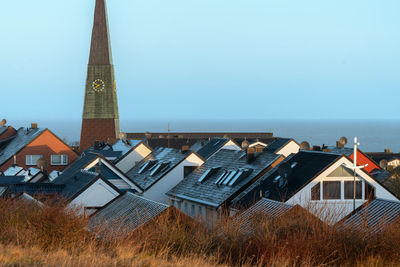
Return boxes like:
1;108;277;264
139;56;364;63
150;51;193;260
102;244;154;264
7;119;400;153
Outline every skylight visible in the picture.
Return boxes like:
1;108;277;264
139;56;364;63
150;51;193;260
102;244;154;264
291;162;298;168
198;167;220;183
138;160;157;174
150;162;170;177
215;170;229;184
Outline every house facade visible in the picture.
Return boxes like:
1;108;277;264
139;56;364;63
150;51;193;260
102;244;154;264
0;125;78;173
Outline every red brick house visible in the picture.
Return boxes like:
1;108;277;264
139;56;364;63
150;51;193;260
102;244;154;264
0;124;78;173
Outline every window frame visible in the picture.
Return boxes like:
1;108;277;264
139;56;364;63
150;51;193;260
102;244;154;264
25;155;43;166
322;181;341;200
50;154;69;166
344;181;362;200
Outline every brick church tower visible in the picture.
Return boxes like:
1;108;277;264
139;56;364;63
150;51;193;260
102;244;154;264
80;0;120;150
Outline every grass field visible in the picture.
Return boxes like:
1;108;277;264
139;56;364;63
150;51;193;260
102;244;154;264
0;197;399;266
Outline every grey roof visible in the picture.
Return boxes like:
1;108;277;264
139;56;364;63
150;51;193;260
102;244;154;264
326;146;353;156
338;198;400;233
235;198;294;233
51;152;106;200
53;169;100;200
3;183;65;196
0;176;26;184
167;149;281;207
232;151;341;207
370;169;391;183
195;138;232;159
52;153;99;182
0;127;45;166
126;147;191;190
112;139;142;157
263;138;292;153
89;191;168;235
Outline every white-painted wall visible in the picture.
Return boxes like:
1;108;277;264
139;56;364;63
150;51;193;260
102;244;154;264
143;153;204;204
223;140;241;151
286;156;399;224
68;179;120;215
171;198;219;228
276;140;300;157
116;144;152;173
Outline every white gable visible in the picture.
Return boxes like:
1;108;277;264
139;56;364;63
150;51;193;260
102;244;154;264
287;156;399;224
143;152;205;204
222;140;241;151
116;143;152;173
68;178;120;215
276;140;300;157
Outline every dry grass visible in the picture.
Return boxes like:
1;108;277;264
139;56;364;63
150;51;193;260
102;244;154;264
0;198;399;266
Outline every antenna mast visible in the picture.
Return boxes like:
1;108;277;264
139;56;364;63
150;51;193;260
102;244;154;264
344;137;368;211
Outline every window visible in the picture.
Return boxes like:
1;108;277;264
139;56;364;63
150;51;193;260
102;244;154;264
50;155;68;166
26;155;42;166
311;182;320;200
344;181;362;199
323;181;341;200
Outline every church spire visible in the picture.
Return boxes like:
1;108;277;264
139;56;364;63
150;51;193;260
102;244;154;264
80;0;120;151
88;0;113;65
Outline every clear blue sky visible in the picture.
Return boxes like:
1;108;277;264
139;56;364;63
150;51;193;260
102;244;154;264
1;0;399;121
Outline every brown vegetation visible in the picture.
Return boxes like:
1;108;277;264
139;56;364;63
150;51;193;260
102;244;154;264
0;198;399;266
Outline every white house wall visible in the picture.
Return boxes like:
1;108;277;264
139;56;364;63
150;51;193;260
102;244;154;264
143;153;204;204
287;156;399;224
276;140;300;157
69;179;120;215
116;144;152;173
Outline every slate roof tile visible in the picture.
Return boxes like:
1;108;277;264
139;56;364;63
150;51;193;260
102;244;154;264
167;149;281;207
88;191;168;234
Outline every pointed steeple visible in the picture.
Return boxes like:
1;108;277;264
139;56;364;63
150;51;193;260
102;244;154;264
88;0;113;65
80;0;120;150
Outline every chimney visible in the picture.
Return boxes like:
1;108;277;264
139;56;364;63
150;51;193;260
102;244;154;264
247;147;256;163
312;145;321;151
336;141;344;148
31;123;38;129
94;141;102;150
182;145;190;154
384;148;391;154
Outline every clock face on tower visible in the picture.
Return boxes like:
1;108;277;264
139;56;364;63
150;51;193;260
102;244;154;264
92;79;105;92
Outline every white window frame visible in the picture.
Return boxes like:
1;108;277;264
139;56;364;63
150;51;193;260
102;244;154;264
50;154;68;166
26;155;43;166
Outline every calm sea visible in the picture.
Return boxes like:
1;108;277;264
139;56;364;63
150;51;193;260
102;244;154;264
11;119;400;153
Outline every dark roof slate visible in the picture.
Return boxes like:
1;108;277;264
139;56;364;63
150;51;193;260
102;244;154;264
88;192;168;234
196;138;231;159
232;151;341;206
4;183;65;196
126;147;191;190
0;176;26;185
263;138;292;153
167;149;281;207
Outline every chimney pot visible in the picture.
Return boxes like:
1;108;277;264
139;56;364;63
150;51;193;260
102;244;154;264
31;123;38;129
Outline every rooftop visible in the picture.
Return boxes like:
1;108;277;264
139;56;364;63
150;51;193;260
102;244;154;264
89;191;168;235
126;147;192;190
167;149;281;207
